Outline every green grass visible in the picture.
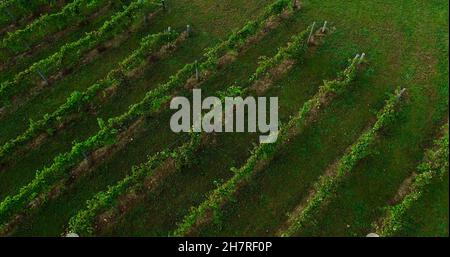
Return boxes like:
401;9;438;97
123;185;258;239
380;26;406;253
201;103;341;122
9;0;275;236
98;20;333;236
0;1;129;84
0;0;70;37
0;0;271;198
292;0;449;237
191;0;449;237
396;173;449;237
0;0;447;237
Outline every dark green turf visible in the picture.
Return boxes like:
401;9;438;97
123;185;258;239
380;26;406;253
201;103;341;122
0;0;447;237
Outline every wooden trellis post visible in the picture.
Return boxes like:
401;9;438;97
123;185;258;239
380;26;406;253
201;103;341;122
359;53;365;64
321;21;328;33
82;151;93;167
186;24;191;36
307;22;316;43
397;88;407;100
36;69;49;85
195;60;199;81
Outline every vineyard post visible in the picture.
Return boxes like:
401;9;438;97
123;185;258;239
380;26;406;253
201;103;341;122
322;21;328;33
397;88;407;100
66;232;80;237
359;53;365;64
307;22;316;43
293;0;302;9
195;60;199;81
36;69;49;85
82;151;92;167
186;25;191;37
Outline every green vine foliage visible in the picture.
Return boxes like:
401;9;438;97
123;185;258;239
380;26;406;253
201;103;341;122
0;0;163;105
0;30;179;230
281;87;406;237
1;0;127;57
0;30;179;161
0;0;295;232
250;24;311;82
375;124;449;236
67;1;299;236
68;132;202;236
172;26;338;237
0;0;60;28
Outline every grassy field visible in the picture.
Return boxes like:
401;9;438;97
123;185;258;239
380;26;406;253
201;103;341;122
0;0;448;237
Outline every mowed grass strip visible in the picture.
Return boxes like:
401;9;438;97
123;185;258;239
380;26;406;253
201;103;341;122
0;0;291;198
0;2;162;146
1;0;282;202
1;0;292;232
101;24;333;237
0;0;131;83
374;124;448;237
68;22;316;236
3;0;448;236
0;30;184;167
280;88;406;237
0;0;118;59
184;0;447;237
181;56;363;237
295;112;448;237
286;0;447;237
0;0;69;34
9;0;279;236
392;172;449;237
0;0;163;115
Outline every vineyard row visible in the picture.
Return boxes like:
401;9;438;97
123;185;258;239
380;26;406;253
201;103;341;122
173;54;364;237
0;30;183;162
374;123;449;236
280;87;407;237
0;0;123;58
68;21;318;236
0;0;297;233
0;0;162;106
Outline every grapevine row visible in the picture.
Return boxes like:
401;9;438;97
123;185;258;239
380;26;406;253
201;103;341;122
280;87;407;237
0;0;61;28
172;55;363;236
1;0;119;58
67;115;206;236
111;0;297;127
0;0;163;106
0;0;297;232
0;0;295;161
374;123;449;236
0;30;182;162
67;22;316;236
